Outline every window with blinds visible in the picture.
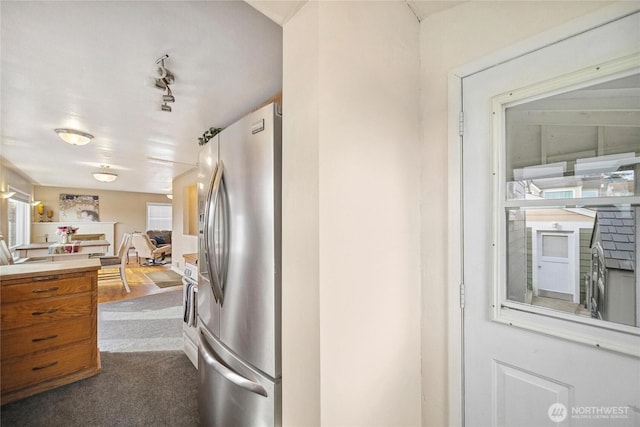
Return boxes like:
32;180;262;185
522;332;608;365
146;203;172;230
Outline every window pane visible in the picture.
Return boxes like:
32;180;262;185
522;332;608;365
505;73;640;201
501;71;639;334
147;203;172;230
542;190;574;199
505;205;638;328
7;198;30;248
506;170;635;201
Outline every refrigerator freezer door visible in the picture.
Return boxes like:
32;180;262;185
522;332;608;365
219;103;282;378
198;135;220;337
199;328;281;427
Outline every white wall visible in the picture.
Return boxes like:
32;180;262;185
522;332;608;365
282;1;321;424
283;1;421;425
419;1;625;426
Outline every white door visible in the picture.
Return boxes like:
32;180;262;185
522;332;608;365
463;12;640;427
537;232;572;298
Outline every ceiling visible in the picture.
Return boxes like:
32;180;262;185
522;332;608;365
0;0;464;195
1;1;283;195
245;1;467;25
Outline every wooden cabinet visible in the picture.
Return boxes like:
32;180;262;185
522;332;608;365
0;260;101;405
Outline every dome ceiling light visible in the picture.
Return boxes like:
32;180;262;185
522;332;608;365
54;128;94;145
93;165;118;183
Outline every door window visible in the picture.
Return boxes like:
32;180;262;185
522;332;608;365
498;60;640;334
541;234;568;258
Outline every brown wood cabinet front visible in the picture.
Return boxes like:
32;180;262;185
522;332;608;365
1;266;99;405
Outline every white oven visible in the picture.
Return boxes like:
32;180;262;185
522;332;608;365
182;262;199;368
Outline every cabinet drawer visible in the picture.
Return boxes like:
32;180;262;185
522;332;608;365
1;316;92;359
1;341;96;393
1;273;92;303
1;294;92;330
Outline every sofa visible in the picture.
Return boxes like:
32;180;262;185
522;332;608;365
147;230;171;258
145;230;172;252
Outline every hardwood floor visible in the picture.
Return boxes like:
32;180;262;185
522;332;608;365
98;258;182;304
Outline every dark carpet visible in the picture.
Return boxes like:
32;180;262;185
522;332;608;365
144;270;184;289
0;351;200;426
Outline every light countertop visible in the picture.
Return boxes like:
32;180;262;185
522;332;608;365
0;259;101;281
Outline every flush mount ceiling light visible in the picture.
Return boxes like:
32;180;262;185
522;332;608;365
93;166;118;183
54;128;94;145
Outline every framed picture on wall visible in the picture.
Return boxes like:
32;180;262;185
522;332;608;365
59;194;100;222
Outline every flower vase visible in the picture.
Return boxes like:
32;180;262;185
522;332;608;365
61;234;69;244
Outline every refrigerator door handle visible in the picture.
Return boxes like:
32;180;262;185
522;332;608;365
219;175;230;289
211;161;226;304
204;161;225;304
201;162;217;301
199;333;268;398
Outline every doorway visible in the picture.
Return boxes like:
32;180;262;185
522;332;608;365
460;11;640;427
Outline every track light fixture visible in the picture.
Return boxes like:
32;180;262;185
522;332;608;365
155;54;175;112
163;86;175;103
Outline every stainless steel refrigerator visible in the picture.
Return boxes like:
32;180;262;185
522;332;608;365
197;102;282;426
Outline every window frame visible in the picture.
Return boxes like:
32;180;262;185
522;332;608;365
490;54;640;356
146;202;172;231
6;186;31;250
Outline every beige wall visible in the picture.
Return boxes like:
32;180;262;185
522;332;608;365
2;160;197;269
2;162;173;253
527;209;596;223
33;185;171;250
419;2;621;426
171;168;198;272
283;2;421;425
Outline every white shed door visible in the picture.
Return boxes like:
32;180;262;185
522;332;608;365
537;232;572;298
463;12;640;427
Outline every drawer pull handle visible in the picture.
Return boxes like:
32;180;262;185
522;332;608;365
32;361;58;371
32;287;60;294
32;275;59;282
32;308;59;316
32;334;59;342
